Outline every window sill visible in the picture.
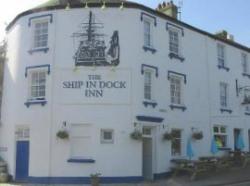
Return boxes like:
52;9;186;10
245;112;250;116
143;100;157;108
168;53;185;62
217;65;230;72
169;104;187;111
67;158;95;163
218;147;231;151
142;46;157;54
28;47;49;54
220;108;232;114
242;73;250;79
25;100;47;107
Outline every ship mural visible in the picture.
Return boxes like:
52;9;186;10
73;11;120;66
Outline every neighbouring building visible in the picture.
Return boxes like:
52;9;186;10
0;0;250;184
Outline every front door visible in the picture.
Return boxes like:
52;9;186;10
15;141;30;181
234;128;241;151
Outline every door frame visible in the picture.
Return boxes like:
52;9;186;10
141;124;157;180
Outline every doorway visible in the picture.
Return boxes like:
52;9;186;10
234;128;241;151
142;127;154;181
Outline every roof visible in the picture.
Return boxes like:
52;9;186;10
6;0;250;52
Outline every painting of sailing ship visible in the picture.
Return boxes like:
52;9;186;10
73;11;120;66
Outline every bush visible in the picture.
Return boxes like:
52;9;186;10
56;130;69;139
163;132;173;141
192;131;203;140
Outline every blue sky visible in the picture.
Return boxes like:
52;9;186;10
136;0;250;46
0;0;249;46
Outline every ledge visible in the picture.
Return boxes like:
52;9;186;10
142;46;157;54
136;115;164;123
169;104;187;111
143;101;157;108
217;65;230;72
25;100;47;108
242;73;250;79
168;53;185;62
218;147;231;151
28;47;49;54
67;158;95;163
220;108;232;114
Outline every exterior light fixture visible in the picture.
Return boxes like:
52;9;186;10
101;1;106;10
65;3;70;10
120;2;124;10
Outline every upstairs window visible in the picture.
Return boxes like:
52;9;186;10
242;53;248;74
29;71;46;101
220;82;228;108
170;75;182;105
169;29;179;56
144;70;153;100
144;19;152;48
217;44;226;67
33;21;48;49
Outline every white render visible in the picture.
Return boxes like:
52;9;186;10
0;2;250;183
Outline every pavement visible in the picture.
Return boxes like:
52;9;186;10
1;167;250;186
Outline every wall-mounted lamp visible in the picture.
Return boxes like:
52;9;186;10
120;2;124;10
101;1;106;10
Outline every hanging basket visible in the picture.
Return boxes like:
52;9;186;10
130;130;142;140
56;130;69;140
192;131;203;140
163;132;173;141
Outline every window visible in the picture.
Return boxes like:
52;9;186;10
15;127;30;140
242;53;248;74
70;124;93;159
220;82;228;108
170;75;182;105
144;19;152;47
144;70;152;100
169;29;179;55
217;44;226;67
33;21;48;49
101;129;114;144
171;129;182;156
29;71;46;101
213;126;227;148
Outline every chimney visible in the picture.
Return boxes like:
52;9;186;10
215;30;234;42
157;1;178;19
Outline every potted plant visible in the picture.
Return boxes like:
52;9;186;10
163;131;173;141
90;173;101;186
130;130;142;140
192;131;203;140
56;130;69;140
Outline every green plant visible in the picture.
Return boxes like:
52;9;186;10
56;130;69;139
130;130;142;140
192;131;203;140
163;131;173;141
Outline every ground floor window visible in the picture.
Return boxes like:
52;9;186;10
101;129;114;144
213;125;227;148
171;129;182;156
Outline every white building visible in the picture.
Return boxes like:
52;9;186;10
0;0;250;184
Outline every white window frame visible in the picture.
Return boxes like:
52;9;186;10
28;70;46;101
144;69;154;100
31;19;49;50
242;53;248;74
169;28;181;56
213;125;228;148
143;18;153;48
170;75;183;105
217;43;226;67
100;129;114;144
171;129;182;156
220;82;228;108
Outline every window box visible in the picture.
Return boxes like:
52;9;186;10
217;65;230;71
24;100;47;107
168;52;185;62
143;100;157;108
143;45;157;54
67;158;95;163
169;104;187;111
28;47;49;54
220;108;232;114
